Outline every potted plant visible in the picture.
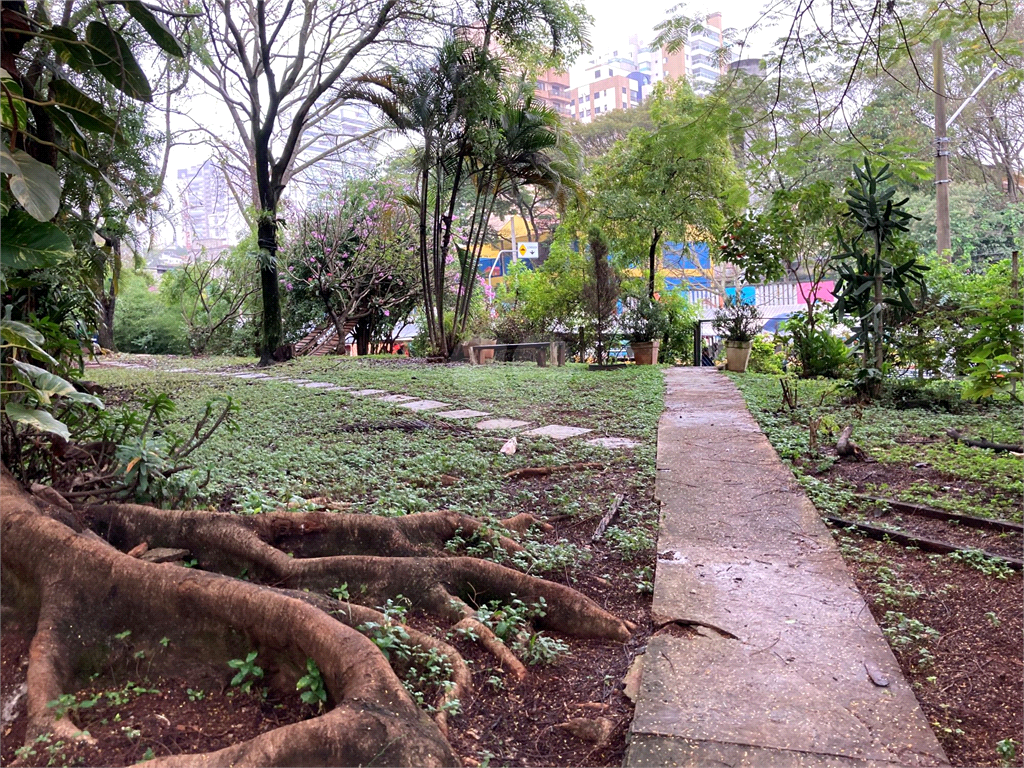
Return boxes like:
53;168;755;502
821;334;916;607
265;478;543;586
713;295;761;372
621;293;669;365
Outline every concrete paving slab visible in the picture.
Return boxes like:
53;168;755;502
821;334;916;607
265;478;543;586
349;389;388;396
298;381;336;389
474;418;531;431
520;424;593;440
283;379;311;384
377;394;419;403
436;409;491;419
586;437;640;449
626;368;947;768
395;399;450;411
232;373;270;379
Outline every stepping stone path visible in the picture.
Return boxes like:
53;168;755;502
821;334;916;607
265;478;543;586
92;361;641;448
474;418;531;431
586;437;640;449
436;409;491;419
395;399;451;411
521;425;592;440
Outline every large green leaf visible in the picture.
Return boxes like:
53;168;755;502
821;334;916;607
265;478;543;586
0;77;28;132
3;402;71;439
12;360;75;404
51;78;118;135
86;21;153;102
47;106;90;156
0;318;59;365
120;1;184;57
0;147;62;221
47;25;96;74
0;209;75;270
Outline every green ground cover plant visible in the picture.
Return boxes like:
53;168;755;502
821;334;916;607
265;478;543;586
729;373;1022;523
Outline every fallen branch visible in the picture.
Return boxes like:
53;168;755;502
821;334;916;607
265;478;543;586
945;428;1023;454
592;493;625;543
836;425;867;461
504;462;605;480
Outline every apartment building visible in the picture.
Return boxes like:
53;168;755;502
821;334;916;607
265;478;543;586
568;12;728;123
533;69;571;116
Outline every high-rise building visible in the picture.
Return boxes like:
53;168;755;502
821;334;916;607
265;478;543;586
567;12;729;123
533;69;571;115
177;160;234;254
296;102;377;194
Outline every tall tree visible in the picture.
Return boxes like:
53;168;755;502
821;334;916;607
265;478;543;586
590;81;746;298
189;0;417;365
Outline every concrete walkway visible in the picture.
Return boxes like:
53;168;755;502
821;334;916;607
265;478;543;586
626;369;948;768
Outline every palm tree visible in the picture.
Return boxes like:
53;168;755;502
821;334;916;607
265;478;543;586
374;41;583;357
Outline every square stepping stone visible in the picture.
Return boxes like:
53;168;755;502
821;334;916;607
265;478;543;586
395;399;450;411
474;418;531;431
349;389;388;396
378;394;419;403
299;381;336;389
436;409;491;419
521;425;592;440
283;378;311;384
233;373;270;379
586;437;640;449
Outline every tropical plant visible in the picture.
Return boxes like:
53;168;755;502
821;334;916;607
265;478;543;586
831;159;928;396
779;312;853;379
382;41;584;358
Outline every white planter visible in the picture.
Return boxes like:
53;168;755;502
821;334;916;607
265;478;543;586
724;340;752;372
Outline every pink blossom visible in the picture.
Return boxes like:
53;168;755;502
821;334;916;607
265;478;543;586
383;310;390;317
286;282;293;291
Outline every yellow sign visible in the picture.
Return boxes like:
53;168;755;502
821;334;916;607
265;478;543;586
518;244;527;256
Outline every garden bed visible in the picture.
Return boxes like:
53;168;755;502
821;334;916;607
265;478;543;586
731;373;1023;767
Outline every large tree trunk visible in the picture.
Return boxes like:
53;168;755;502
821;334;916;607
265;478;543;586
647;228;661;299
355;316;373;356
257;214;283;366
1;470;632;765
96;289;116;351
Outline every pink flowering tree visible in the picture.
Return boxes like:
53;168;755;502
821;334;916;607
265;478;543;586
284;180;419;353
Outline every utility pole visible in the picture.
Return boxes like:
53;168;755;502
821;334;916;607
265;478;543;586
933;39;951;261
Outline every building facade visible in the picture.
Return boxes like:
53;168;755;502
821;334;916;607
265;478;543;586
533;69;571;115
568;12;729;123
176;160;235;254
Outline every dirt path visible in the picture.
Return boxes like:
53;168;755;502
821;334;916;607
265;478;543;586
625;368;948;767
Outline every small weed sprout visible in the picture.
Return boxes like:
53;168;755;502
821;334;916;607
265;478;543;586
297;658;328;710
228;651;264;693
996;738;1018;767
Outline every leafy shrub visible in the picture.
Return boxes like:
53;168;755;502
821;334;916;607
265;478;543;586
780;312;852;379
881;380;961;412
113;273;189;355
620;293;669;343
658;287;696;364
748;336;785;375
713;296;760;342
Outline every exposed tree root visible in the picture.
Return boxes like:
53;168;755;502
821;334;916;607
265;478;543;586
3;471;633;765
836;425;867;461
945;427;1024;454
504;462;605;479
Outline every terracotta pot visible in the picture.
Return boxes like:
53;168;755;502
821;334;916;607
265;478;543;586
630;340;660;365
724;340;752;372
